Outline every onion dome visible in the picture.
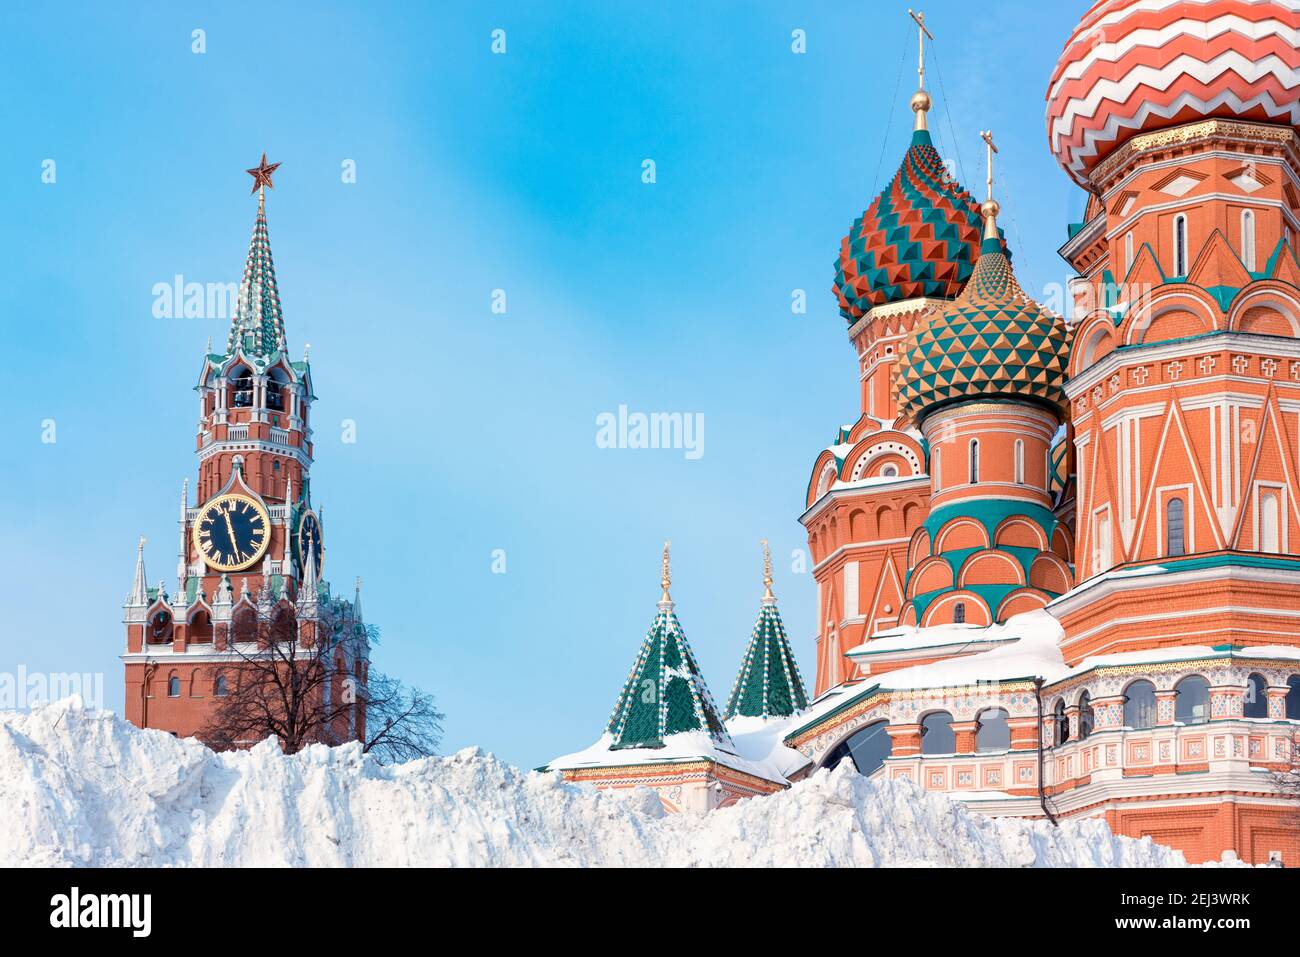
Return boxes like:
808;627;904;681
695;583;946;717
893;214;1070;426
1047;0;1300;187
834;129;1008;321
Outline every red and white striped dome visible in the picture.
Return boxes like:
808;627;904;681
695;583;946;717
1047;0;1300;186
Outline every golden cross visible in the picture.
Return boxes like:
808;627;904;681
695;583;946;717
980;130;999;203
909;9;933;91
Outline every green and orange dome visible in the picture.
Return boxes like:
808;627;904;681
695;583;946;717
893;234;1071;425
834;129;1008;322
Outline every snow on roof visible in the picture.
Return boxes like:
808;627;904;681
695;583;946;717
547;712;811;784
847;621;1017;658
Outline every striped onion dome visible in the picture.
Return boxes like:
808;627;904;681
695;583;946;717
893;237;1071;425
834;129;1009;322
1047;0;1300;186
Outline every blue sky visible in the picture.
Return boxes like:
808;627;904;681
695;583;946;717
0;0;1091;767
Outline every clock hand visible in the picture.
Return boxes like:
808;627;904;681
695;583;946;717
223;512;239;554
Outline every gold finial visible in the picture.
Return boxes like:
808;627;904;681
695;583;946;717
908;9;934;132
138;535;147;552
979;130;1001;239
659;540;672;604
761;539;775;602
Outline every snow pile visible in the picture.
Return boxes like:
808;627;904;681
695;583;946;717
0;700;1191;867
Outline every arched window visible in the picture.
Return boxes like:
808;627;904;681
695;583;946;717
1094;510;1113;573
969;440;980;484
1260;491;1281;553
1174;675;1210;725
824;720;892;776
214;674;229;697
920;711;956;755
1173;214;1188;276
1078;691;1094;740
1288;675;1300;720
1124;680;1157;729
167;675;180;698
1124;231;1134;274
149;609;174;644
1014;440;1025;485
1244;673;1269;719
1054;698;1069;746
229;365;254;408
1166;498;1186;557
975;708;1010;752
932;447;942;490
267;369;289;412
953;601;966;624
1241;209;1256;272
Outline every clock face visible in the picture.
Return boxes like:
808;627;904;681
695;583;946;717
297;509;323;578
193;493;271;572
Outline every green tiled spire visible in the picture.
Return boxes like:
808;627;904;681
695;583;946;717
605;543;731;751
226;187;287;358
724;542;809;719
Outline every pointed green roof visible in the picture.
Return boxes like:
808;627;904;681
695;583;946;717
226;194;287;358
605;602;731;751
725;595;809;720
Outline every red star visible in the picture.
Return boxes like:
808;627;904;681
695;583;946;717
246;152;280;194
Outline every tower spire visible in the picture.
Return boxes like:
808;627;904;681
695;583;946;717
724;546;809;721
908;9;934;133
979;130;1001;242
128;536;148;606
228;153;287;358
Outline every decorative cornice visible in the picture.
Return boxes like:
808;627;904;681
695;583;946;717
1090;119;1300;190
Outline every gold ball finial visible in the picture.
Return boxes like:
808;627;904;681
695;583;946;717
910;90;932;114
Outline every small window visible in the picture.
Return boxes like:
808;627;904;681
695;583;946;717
1173;214;1188;276
932;448;942;490
1174;675;1209;725
1287;675;1300;720
1054;699;1069;746
882;465;898;478
1124;231;1134;273
975;709;1010;752
1244;673;1268;719
1014;440;1025;485
1260;491;1281;553
214;675;229;697
1242;209;1256;272
969;440;979;484
953;602;966;624
273;460;281;471
920;711;956;755
1166;498;1186;556
1124;680;1157;729
1078;691;1094;740
167;675;180;698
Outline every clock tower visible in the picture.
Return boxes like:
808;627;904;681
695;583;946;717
122;156;367;743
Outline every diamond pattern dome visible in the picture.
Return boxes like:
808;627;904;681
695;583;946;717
834;130;1008;322
893;242;1071;424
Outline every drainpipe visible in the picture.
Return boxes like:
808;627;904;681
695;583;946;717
1033;676;1059;827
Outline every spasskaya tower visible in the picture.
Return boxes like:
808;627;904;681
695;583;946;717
121;155;367;740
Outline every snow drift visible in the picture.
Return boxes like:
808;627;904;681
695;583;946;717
0;700;1191;867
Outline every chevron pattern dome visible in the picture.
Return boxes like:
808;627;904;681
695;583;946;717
1047;0;1300;186
893;242;1071;424
834;130;1008;321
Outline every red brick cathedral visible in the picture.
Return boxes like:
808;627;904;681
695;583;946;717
548;0;1300;865
122;156;367;743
